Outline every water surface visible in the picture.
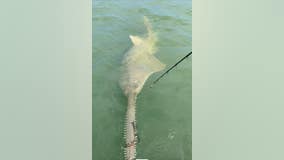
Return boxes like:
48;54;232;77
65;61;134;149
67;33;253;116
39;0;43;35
93;1;192;159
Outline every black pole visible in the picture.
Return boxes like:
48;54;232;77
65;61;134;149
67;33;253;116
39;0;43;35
151;52;192;86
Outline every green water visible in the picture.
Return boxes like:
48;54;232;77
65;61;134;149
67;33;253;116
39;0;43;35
93;1;192;159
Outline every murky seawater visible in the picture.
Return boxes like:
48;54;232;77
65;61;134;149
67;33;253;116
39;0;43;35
93;0;192;159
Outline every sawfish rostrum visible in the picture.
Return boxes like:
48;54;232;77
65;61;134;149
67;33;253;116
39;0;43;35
120;17;165;160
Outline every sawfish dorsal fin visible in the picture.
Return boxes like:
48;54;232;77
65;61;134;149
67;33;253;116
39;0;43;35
129;35;142;45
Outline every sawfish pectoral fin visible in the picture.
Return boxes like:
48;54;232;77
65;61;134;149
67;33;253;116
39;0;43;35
129;35;143;45
145;55;166;73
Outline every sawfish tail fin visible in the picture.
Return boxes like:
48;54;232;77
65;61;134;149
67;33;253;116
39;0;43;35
143;16;152;35
143;16;165;71
143;16;157;43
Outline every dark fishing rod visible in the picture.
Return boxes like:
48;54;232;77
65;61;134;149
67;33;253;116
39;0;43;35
151;51;192;87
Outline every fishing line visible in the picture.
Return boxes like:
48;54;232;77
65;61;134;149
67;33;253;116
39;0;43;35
150;51;192;87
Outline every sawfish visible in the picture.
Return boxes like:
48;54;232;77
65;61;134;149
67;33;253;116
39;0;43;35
119;16;165;160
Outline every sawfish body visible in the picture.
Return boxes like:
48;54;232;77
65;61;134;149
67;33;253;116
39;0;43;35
120;17;165;160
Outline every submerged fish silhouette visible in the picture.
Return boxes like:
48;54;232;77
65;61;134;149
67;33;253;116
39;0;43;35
120;16;165;160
